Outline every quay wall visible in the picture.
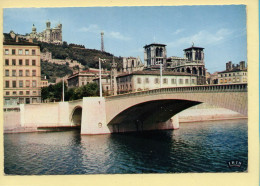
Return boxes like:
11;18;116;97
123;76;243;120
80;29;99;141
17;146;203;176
20;102;70;127
4;111;21;131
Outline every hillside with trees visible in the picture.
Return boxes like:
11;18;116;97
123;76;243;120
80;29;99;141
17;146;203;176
41;61;73;83
38;41;123;70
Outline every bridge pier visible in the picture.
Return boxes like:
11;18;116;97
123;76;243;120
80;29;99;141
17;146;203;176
81;97;111;135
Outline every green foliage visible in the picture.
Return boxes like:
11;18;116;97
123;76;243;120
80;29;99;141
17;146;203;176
41;61;73;83
41;82;67;102
42;82;99;102
37;41;122;70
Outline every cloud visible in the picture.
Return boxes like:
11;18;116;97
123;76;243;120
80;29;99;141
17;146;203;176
79;24;99;33
172;29;185;35
168;28;234;47
79;24;131;41
108;31;131;41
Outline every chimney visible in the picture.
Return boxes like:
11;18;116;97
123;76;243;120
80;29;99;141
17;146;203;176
15;36;19;42
29;38;33;43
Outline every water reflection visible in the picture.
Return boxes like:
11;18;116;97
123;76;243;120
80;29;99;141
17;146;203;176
4;119;247;175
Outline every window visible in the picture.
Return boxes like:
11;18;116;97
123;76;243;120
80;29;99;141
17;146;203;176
19;80;23;88
163;78;168;84
26;70;30;76
12;59;16;65
179;79;183;84
225;74;227;77
32;50;36;55
12;70;16;77
19;70;23;76
5;59;9;66
155;78;159;84
145;78;149;83
229;74;231;77
33;91;37;95
19;59;23;65
32;60;36;66
12;49;16;55
26;80;30;87
6;91;10;95
13;91;17;95
19;91;23;95
5;70;9;76
32;70;36;76
26;59;29;66
137;78;142;84
5;81;9;88
192;79;196;84
26;91;30;95
25;49;29;55
18;49;23;55
185;79;189;84
233;78;236;82
5;49;9;55
12;81;16;88
26;98;30;104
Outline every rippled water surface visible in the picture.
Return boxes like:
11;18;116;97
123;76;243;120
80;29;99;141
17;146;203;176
4;119;247;175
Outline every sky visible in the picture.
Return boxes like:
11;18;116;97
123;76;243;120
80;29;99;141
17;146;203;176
3;6;247;73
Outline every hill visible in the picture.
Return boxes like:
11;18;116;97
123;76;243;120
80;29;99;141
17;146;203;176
41;61;73;83
38;41;123;70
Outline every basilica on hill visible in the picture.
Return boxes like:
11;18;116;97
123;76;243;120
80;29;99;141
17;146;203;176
8;20;62;44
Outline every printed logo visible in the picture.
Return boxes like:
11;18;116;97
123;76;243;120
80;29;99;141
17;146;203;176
227;160;242;168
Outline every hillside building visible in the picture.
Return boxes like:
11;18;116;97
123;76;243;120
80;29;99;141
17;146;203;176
67;68;109;88
6;20;62;44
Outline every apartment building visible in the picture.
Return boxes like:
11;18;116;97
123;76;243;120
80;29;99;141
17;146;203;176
3;41;41;105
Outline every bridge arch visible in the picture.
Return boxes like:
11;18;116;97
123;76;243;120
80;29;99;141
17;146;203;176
107;99;201;132
105;84;247;129
71;106;82;126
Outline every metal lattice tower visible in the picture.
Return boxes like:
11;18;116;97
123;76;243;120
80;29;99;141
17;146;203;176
101;31;104;52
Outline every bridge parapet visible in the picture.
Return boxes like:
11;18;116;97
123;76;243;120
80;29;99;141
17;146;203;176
106;83;247;101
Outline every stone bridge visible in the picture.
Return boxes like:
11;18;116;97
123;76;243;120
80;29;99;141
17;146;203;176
19;83;247;135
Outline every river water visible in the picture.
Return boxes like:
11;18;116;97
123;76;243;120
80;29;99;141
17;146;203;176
4;119;247;175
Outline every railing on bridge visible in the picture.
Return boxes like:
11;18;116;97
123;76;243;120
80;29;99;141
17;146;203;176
106;83;247;101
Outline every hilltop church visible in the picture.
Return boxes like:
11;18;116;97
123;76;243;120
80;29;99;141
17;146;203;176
7;20;62;44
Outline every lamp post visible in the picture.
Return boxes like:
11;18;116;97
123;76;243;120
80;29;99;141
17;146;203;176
99;58;106;98
62;77;64;102
159;60;163;88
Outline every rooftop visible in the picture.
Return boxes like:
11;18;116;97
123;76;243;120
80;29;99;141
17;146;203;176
144;43;167;48
183;46;204;51
117;70;196;78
